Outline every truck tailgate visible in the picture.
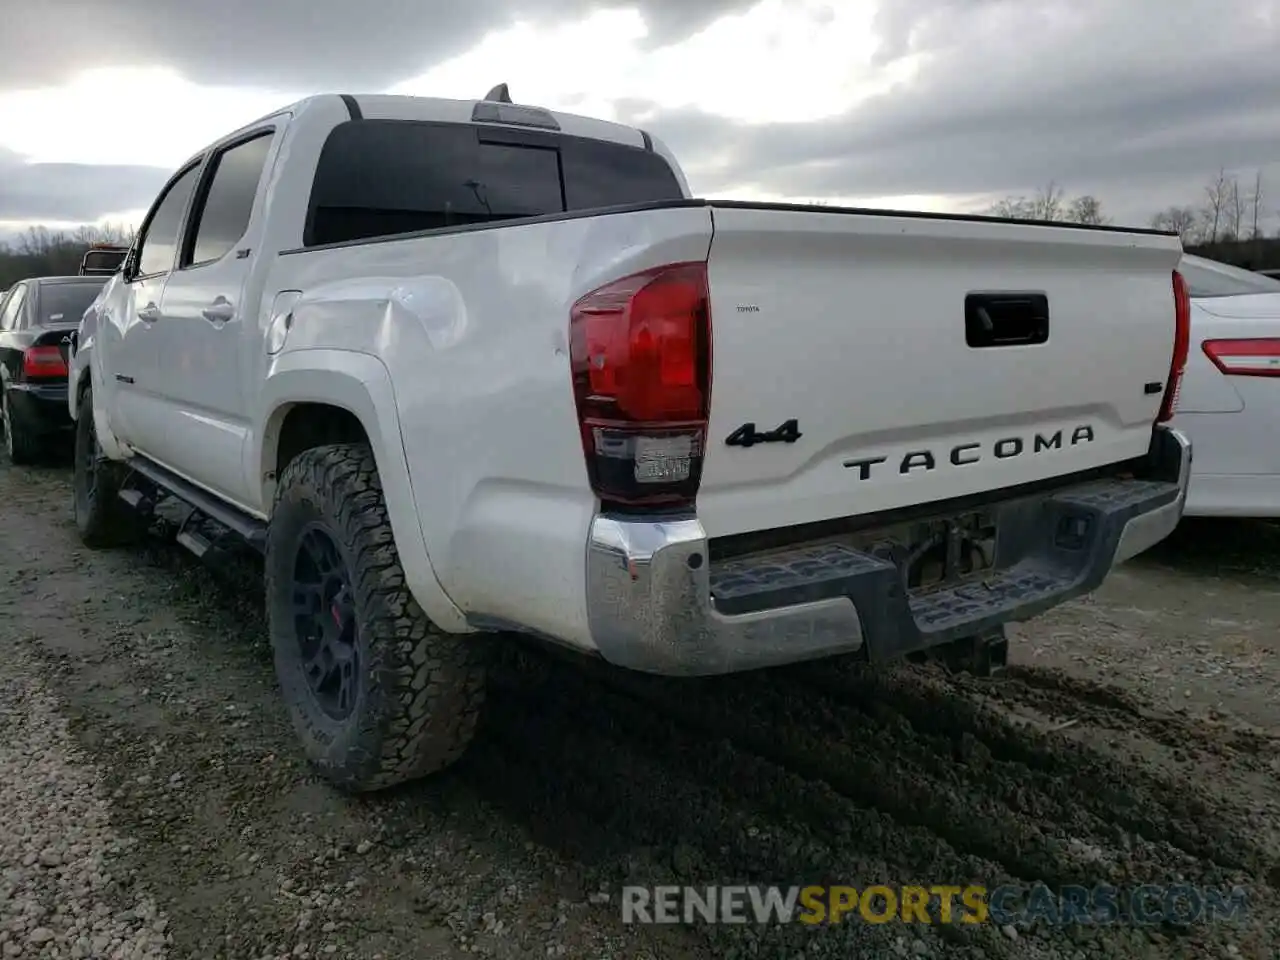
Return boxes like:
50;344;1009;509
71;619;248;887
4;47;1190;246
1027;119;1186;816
697;204;1184;539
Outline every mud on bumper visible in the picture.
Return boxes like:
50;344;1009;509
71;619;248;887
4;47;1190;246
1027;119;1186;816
586;426;1190;676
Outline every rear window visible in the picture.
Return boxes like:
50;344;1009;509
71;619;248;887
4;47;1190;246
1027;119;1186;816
36;280;106;326
80;247;128;275
1180;257;1280;299
305;119;683;247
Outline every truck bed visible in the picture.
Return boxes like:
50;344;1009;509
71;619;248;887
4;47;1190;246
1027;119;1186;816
267;196;1183;650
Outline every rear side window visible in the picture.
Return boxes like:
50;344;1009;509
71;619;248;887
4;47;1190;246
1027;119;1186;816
186;132;275;266
35;281;107;326
562;138;685;209
305;119;683;247
0;284;26;331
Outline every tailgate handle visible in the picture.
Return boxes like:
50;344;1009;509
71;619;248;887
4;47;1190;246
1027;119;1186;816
965;292;1049;348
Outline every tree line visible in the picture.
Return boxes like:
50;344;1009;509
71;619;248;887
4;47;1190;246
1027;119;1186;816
0;224;136;289
984;169;1279;269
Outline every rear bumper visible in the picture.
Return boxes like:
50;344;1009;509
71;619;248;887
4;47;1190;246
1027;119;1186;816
8;382;71;431
1182;473;1280;518
585;426;1190;676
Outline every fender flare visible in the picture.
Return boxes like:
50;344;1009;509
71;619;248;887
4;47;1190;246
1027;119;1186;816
68;296;102;423
73;337;130;462
257;349;472;634
68;338;90;421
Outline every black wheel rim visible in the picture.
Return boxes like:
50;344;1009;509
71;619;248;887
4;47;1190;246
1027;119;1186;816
2;395;11;457
291;524;360;720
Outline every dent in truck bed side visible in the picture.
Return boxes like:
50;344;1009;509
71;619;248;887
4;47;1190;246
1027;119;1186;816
268;203;718;649
257;348;474;634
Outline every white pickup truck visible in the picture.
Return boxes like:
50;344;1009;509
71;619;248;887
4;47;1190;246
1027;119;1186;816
69;87;1192;792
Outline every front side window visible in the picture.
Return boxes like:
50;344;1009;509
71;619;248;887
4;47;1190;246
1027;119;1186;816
136;164;201;277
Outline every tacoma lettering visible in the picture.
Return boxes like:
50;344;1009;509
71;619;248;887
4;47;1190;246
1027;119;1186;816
843;426;1095;480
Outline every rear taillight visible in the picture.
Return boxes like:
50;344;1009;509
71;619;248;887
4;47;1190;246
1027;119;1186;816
22;345;68;379
569;261;712;511
1201;338;1280;377
1158;269;1191;422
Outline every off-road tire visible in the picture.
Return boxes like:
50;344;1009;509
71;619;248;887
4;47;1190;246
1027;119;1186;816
72;384;140;548
266;442;488;792
2;387;44;466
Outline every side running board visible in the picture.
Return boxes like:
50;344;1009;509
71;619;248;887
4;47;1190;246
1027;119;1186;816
121;455;269;554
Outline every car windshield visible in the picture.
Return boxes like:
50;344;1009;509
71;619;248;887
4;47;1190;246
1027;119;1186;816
1179;256;1280;299
36;280;107;326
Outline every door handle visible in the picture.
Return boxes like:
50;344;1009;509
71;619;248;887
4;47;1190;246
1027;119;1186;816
202;299;235;324
137;302;160;323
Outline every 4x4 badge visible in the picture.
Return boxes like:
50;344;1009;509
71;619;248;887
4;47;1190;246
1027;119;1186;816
725;419;802;448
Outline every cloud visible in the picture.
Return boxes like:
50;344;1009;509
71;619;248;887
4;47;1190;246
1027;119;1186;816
0;147;166;224
631;0;1280;224
393;2;897;126
0;0;754;93
0;69;295;168
1;0;1278;230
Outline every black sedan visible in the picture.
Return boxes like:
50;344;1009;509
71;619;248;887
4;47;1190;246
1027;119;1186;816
0;275;108;463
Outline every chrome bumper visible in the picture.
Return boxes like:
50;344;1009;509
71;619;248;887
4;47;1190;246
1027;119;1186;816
585;426;1190;677
586;516;866;676
1113;426;1191;564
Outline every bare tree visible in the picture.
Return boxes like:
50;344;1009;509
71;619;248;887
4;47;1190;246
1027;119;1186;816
987;196;1032;219
986;184;1109;226
1149;206;1199;244
1201;168;1232;243
1248;169;1265;240
1227;176;1244;240
1028;181;1065;221
1067;195;1108;225
69;222;135;246
15;226;67;257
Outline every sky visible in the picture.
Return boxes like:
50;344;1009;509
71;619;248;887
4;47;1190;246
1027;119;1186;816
1;0;1278;245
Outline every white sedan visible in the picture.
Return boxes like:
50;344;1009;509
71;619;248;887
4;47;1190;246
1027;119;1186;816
1170;254;1280;516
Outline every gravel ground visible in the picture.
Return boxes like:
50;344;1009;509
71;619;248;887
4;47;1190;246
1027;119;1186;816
1;455;1278;959
0;645;169;959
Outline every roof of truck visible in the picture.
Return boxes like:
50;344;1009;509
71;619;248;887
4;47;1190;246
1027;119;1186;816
235;91;650;152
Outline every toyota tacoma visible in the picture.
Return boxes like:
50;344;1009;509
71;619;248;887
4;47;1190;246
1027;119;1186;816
68;86;1192;792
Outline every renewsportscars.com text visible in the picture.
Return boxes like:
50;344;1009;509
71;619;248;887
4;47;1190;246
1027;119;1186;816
620;883;1249;926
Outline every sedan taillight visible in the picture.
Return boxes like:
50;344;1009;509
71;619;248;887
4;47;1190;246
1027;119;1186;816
22;345;68;378
1201;338;1280;377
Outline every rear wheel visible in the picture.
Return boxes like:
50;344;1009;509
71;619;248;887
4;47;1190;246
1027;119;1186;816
266;442;488;792
2;387;43;465
73;384;140;548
